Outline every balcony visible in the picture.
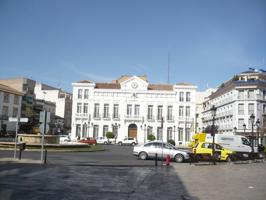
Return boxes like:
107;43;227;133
166;116;175;123
113;114;120;121
103;114;111;121
93;114;101;120
124;115;142;122
147;116;155;122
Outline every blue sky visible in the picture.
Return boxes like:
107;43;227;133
0;0;265;92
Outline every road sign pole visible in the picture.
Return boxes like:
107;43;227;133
13;117;19;159
41;111;46;163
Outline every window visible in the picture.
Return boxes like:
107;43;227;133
103;104;109;118
93;125;99;138
167;106;173;120
82;123;87;138
248;90;254;99
263;104;266;114
179;92;184;102
113;104;119;118
167;127;173;141
186;92;191;102
127;104;132;116
94;103;100;118
76;124;81;137
157;105;163;120
263;90;266;100
13;107;18;117
147;105;153;120
179;106;184;117
238;118;244;129
3;93;9;103
84;89;89;99
185;128;190;141
135;105;140;117
185;106;190;117
112;125;118;138
103;125;108;137
147;126;153;136
248;103;254;115
78;89;82;99
77;103;82;113
178;128;183;141
157;127;162;140
238;90;244;99
238;104;244;115
14;95;19;105
83;103;88;114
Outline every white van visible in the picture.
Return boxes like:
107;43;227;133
205;133;254;153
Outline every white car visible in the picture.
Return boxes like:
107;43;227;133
59;135;70;144
96;137;110;144
133;141;190;163
117;137;138;146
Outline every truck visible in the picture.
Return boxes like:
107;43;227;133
190;132;264;160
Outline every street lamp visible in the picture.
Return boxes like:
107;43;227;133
210;105;217;165
249;114;255;153
141;124;147;143
256;119;260;146
243;123;246;135
233;127;237;134
173;125;176;143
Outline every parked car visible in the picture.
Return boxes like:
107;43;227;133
78;137;97;145
96;137;110;144
59;135;70;144
133;141;190;163
108;138;116;144
193;142;234;161
117;137;138;146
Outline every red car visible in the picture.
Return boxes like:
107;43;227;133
78;137;97;145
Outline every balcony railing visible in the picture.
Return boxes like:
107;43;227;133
93;114;101;120
147;116;155;122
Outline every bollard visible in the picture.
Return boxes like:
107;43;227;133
18;149;22;160
155;153;158;167
43;150;47;164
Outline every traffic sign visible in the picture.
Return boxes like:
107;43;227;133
39;123;49;134
39;111;50;123
9;117;28;122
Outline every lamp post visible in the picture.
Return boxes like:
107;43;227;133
233;127;237;134
243;123;246;136
249;114;255;153
173;125;176;144
141;124;147;143
256;119;260;146
210;105;217;165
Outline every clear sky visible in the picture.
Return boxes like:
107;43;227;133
0;0;265;92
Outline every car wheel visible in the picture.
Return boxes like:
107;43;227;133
139;152;148;160
213;152;220;160
196;155;202;162
226;155;232;162
175;154;184;163
118;142;122;146
104;142;107;145
132;142;136;146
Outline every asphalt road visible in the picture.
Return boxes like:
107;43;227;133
1;145;266;200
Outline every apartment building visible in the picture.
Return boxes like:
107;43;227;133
202;69;266;143
71;75;197;146
34;82;72;129
0;84;23;135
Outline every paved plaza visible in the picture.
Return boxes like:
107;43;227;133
0;145;266;200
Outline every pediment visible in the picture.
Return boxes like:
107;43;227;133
120;76;148;91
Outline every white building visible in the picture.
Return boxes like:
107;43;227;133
34;82;72;129
0;83;23;135
202;69;266;144
195;88;216;133
71;75;197;146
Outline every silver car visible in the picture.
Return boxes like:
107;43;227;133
133;141;190;163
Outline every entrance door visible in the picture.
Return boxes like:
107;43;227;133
128;124;137;138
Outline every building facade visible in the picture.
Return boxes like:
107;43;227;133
202;69;266;144
71;76;197;146
34;82;72;130
0;84;23;135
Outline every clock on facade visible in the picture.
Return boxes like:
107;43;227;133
131;82;138;89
